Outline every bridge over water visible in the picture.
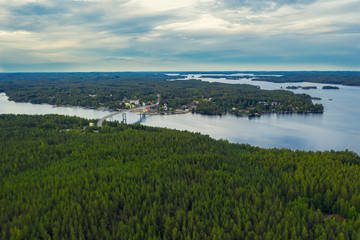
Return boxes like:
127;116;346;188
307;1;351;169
97;94;160;127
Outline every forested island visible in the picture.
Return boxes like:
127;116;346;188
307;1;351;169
175;71;360;86
0;72;323;116
250;72;360;86
1;114;360;239
286;86;317;90
323;86;340;90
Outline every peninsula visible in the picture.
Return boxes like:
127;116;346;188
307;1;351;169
0;72;323;117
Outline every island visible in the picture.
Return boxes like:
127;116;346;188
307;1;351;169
0;72;324;117
312;97;322;100
323;85;340;89
286;86;317;90
302;86;318;90
246;71;360;86
200;75;251;80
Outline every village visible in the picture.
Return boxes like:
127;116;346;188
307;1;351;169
119;97;191;115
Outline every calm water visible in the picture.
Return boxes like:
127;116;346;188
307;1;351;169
0;93;141;125
1;74;359;154
143;74;360;154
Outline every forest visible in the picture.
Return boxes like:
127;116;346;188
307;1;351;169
161;71;360;86
1;114;360;239
249;71;360;86
0;72;323;115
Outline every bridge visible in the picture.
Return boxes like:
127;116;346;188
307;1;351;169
97;94;160;127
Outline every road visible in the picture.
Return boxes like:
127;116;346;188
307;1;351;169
97;94;160;127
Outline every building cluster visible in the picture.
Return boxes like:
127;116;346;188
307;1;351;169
122;98;146;109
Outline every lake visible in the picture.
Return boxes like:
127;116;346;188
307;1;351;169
0;93;142;126
1;74;359;154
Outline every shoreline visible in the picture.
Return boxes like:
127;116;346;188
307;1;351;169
0;92;324;118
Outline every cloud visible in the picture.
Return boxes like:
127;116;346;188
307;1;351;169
213;0;317;11
11;2;67;16
102;57;134;61
0;0;359;71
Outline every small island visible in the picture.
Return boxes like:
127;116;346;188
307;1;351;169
323;85;340;90
302;86;318;90
286;86;317;90
312;97;322;100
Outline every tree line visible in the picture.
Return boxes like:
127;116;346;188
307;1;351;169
0;72;323;116
1;114;360;239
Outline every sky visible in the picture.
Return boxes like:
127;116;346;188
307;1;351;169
0;0;359;72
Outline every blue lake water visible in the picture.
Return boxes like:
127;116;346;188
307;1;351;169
0;93;141;126
143;74;360;154
1;74;359;154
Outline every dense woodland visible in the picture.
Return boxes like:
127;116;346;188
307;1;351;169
186;71;360;86
249;72;360;86
0;72;323;115
1;114;360;239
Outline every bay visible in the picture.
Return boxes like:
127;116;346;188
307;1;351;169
142;74;360;154
0;93;141;125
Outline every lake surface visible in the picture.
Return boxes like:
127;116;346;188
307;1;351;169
144;74;360;154
1;74;359;154
0;93;141;125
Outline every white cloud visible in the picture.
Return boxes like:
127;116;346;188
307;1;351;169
148;0;360;37
155;14;230;32
0;0;359;71
131;0;197;12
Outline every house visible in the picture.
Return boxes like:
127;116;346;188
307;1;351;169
130;99;139;105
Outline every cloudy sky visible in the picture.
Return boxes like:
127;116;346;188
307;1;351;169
0;0;359;72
